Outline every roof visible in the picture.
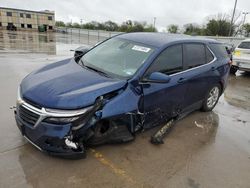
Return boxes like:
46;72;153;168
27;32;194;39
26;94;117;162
0;7;54;15
117;32;218;48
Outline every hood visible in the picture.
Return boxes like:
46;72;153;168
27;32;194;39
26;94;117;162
21;58;127;109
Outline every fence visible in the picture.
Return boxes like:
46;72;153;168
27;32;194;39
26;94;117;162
55;27;248;47
55;27;123;45
203;36;247;47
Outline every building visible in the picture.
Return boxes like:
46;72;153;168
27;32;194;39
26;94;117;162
0;7;55;31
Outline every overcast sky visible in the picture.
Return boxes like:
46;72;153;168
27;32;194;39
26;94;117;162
1;0;250;31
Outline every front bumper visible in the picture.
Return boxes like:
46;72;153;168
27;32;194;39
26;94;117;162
15;111;86;159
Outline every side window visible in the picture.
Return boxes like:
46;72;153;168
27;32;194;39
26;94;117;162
146;44;183;76
206;47;214;63
184;44;206;69
26;14;31;18
6;12;12;16
209;43;229;59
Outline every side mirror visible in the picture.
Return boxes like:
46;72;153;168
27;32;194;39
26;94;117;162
73;46;91;62
142;72;171;83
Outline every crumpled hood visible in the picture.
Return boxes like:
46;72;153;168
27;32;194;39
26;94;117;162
21;58;127;109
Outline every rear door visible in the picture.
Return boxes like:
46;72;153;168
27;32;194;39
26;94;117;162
181;43;216;111
141;44;189;128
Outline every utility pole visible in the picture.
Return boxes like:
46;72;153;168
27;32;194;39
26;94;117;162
242;12;249;25
241;12;249;36
229;0;238;36
80;19;83;28
153;17;156;30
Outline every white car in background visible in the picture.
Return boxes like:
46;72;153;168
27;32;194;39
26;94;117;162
231;39;250;74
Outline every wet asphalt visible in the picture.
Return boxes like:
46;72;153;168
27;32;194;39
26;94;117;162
0;31;249;188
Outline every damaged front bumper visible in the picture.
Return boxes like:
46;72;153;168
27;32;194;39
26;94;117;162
14;87;106;158
14;85;138;159
15;112;86;159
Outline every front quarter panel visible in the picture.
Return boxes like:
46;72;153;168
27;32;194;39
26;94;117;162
101;83;143;118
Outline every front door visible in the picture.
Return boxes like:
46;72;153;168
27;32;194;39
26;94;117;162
141;44;189;128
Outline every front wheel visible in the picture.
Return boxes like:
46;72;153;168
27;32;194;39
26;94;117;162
201;85;221;112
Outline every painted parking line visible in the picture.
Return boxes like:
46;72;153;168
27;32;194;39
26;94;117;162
90;148;142;187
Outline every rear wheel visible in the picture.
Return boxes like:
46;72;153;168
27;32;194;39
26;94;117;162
201;85;221;112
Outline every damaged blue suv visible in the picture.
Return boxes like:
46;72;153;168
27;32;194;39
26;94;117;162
15;33;230;158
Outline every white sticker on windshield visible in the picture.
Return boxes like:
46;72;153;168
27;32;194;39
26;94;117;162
132;45;151;53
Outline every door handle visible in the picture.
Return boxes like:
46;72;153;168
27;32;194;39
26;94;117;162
177;77;187;83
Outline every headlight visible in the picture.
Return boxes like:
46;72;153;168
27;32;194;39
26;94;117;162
44;106;93;117
17;86;24;105
44;106;93;124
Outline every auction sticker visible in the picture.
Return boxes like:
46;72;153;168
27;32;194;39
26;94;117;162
132;45;151;53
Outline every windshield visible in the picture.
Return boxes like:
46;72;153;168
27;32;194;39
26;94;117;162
81;38;155;79
238;42;250;49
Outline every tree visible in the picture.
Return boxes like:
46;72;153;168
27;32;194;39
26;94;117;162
55;21;65;27
55;19;157;33
118;23;129;32
184;24;204;35
103;21;119;31
167;24;178;33
82;21;104;30
205;19;232;36
242;23;250;37
144;25;157;32
66;22;73;28
128;22;144;32
204;13;237;36
72;22;81;28
118;20;145;32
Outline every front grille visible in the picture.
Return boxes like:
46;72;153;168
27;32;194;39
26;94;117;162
19;105;40;126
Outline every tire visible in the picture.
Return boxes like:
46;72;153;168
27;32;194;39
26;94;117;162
230;66;238;74
201;84;221;112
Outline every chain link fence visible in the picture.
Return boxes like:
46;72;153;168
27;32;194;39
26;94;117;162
56;27;248;47
55;27;123;45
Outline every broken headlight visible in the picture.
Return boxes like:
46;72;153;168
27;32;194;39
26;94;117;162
44;106;93;125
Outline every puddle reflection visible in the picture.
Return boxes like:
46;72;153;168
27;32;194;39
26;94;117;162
224;73;250;110
0;30;56;55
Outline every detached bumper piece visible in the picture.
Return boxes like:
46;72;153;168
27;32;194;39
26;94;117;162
151;119;175;144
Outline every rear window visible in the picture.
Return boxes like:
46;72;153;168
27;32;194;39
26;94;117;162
184;44;206;69
238;42;250;49
209;43;228;58
206;47;214;63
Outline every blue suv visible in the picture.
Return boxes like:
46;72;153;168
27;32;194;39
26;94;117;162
15;33;230;158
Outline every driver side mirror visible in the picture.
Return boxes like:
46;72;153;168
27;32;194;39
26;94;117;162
73;46;91;63
142;72;171;83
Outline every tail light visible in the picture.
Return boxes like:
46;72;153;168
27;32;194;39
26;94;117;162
228;60;233;65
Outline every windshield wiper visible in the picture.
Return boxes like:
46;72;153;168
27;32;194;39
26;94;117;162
79;59;111;78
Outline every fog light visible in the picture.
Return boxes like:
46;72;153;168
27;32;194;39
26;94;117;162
65;138;78;149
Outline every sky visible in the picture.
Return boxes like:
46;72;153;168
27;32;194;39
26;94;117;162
1;0;250;31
